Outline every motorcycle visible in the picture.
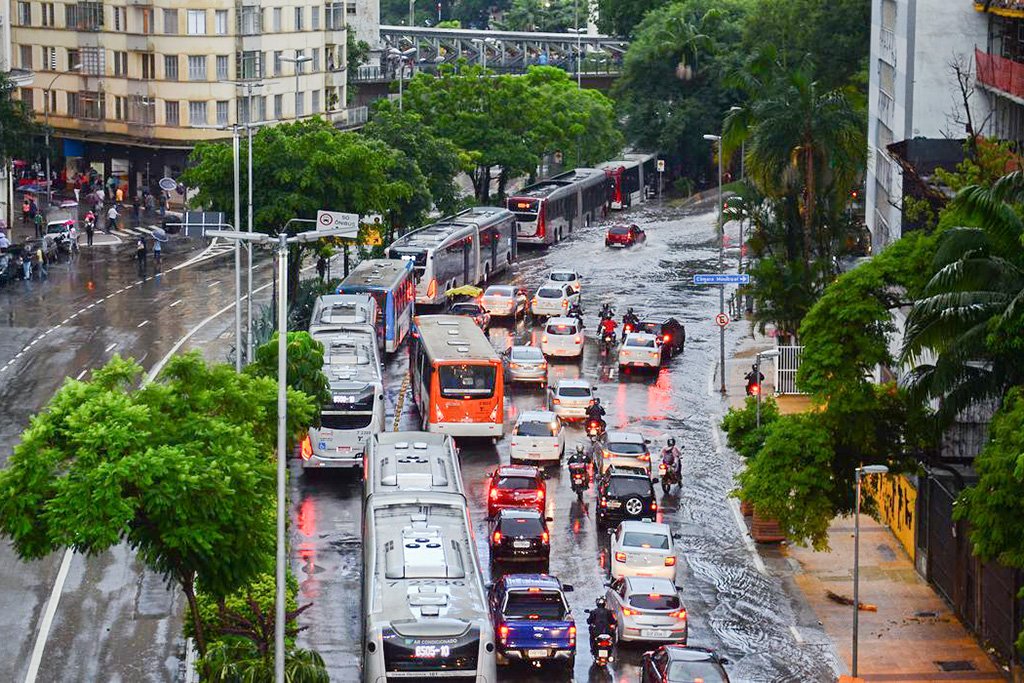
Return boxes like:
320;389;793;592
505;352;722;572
591;632;614;666
585;417;606;440
658;461;681;495
569;461;589;501
745;380;761;396
599;329;616;354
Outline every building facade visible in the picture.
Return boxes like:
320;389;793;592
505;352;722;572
865;0;989;250
8;0;375;196
2;1;34;227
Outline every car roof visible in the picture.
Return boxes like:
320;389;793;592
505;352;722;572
548;268;578;276
518;410;557;423
624;576;676;594
606;431;645;443
663;645;719;662
536;283;567;292
501;573;563;590
496;464;540;477
640;316;675;325
510;344;542;355
607;469;651;482
618;520;671;535
547;316;579;326
496;508;543;520
556;379;591;389
624;332;658;342
484;285;514;292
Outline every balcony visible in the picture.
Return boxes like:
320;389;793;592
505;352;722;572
974;1;1024;17
878;89;895;129
879;27;896;65
975;48;1024;102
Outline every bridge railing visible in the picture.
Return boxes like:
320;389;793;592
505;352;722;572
350;60;621;83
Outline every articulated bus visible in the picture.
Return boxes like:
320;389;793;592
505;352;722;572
361;490;496;683
303;329;384;469
600;153;658;210
505;168;608;246
336;259;416;353
625;152;658;200
386;207;516;306
410;315;504;438
309;293;381;353
364;431;464;496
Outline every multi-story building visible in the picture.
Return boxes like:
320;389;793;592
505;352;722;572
865;0;989;250
973;2;1024;141
8;1;374;196
2;0;35;226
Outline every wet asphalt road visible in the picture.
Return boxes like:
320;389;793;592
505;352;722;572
291;204;843;683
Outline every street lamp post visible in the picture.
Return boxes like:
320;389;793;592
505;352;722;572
388;48;416;111
281;53;312;120
43;64;82;208
703;133;725;393
729;105;745;182
853;464;889;677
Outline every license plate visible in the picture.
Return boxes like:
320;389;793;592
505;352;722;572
606;500;621;509
527;649;548;659
597;648;610;659
513;541;531;549
336;446;351;453
640;629;671;638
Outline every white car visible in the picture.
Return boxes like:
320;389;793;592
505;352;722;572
509;410;565;464
481;285;528;318
610;521;677;580
540;316;584;358
605;576;688;644
547;379;595;421
599;431;652;475
546;268;582;294
531;283;580;318
618;332;663;369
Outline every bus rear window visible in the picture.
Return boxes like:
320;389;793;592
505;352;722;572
439;364;496;398
321;413;374;429
509;198;539;213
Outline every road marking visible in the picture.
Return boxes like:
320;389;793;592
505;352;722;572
207;280;221;288
170;299;182;308
76;369;87;380
86;303;95;309
61;318;70;325
105;343;117;353
24;548;74;683
96;297;106;303
137;320;149;328
789;625;804;644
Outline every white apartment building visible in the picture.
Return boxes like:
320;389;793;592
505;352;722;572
2;1;34;227
8;0;376;196
866;0;989;250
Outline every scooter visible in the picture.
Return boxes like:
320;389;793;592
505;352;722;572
585;417;606;440
591;632;614;666
659;461;681;495
569;461;589;502
599;329;617;354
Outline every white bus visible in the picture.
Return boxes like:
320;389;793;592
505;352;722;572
505;168;608;246
364;431;464;496
600;153;657;210
302;329;384;469
362;492;496;683
624;152;658;200
336;259;416;354
309;293;381;352
456;206;517;281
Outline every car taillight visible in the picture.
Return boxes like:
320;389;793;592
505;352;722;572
490;488;499;500
665;556;677;566
639;453;650;461
668;609;687;619
569;625;576;645
603;450;611;458
493;530;501;544
614;552;627;562
300;435;313;461
552;397;560;405
499;625;509;643
651;501;658;511
536;489;544;501
574;335;581;344
427;278;437;299
622;608;639;616
562;299;568;308
532;298;538;308
541;531;549;544
542;335;549;344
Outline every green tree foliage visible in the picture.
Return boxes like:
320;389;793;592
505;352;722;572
246;332;331;414
596;0;670;37
364;102;469;216
720;395;779;459
0;353;317;659
496;0;575;32
0;72;39;164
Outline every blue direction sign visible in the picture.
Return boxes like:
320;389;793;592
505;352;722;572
693;273;751;285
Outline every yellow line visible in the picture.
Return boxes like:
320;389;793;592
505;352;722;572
392;374;411;431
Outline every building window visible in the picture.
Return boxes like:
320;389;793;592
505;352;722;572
165;55;179;80
70;91;104;119
68;48;80;70
165;101;180;126
312;48;320;72
215;9;228;35
216;55;229;81
240;6;260;35
189;101;208;126
257;95;267;121
274;51;283;76
66;2;104;31
78;46;103;75
326;3;344;29
347;3;356;15
19;45;32;70
294;6;304;31
141;53;156;80
237;51;262;80
41;3;55;27
273;7;282;32
113;95;126;121
217;100;229;126
295;91;304;118
17;2;31;25
274;94;283;119
140;8;154;34
187;9;206;35
311;6;320;30
311;89;320;113
43;47;57;71
113;7;125;31
113;51;128;76
21;88;35;110
163;8;178;34
129;96;155;125
188;56;207;81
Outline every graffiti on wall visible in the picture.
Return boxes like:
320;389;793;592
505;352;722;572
866;474;917;558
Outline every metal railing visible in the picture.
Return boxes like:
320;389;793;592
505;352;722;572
350;59;621;83
774;345;805;395
976;47;1024;99
879;27;896;65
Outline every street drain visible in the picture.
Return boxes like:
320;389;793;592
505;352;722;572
936;661;976;672
914;610;938;618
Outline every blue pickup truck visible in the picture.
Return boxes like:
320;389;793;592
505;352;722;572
488;573;576;669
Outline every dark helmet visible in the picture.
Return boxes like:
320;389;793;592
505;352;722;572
593;397;601;405
627;307;635;314
667;438;675;447
752;364;758;371
595;597;606;608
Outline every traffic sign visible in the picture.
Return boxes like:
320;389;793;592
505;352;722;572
693;273;751;285
158;177;178;192
657;159;666;173
316;210;360;237
716;313;730;327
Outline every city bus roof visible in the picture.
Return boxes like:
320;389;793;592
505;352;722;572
414;315;500;363
338;258;412;290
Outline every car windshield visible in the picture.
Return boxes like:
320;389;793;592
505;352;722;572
557;386;591;398
548;272;576;282
608;478;652;497
515;420;557;437
622;531;670;549
496;476;536;490
608;441;647;455
546;324;577;336
628;592;681;610
504;592;566;620
439;364;496;398
537;287;563;299
499;516;544;536
512;347;544;362
451;303;483;315
626;337;657;348
485;286;513;297
667;660;727;682
609;225;630;235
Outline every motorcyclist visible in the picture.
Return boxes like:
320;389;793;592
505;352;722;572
661;438;682;478
622;307;639;329
567;300;585;327
585;397;606;424
744;364;765;394
598;316;617;342
599;302;615;321
568;443;589;467
587;597;617;653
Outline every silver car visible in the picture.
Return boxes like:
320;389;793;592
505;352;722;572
481;285;528;318
503;345;548;385
605;576;688;644
547;379;595;421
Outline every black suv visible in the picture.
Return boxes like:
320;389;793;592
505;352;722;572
596;469;657;530
638;317;686;357
489;508;551;567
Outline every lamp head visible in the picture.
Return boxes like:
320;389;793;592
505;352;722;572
857;465;889;476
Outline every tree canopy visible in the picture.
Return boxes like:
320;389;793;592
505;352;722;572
246;332;330;420
0;72;39;164
595;0;671;37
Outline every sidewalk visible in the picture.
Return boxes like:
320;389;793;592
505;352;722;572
723;325;1010;683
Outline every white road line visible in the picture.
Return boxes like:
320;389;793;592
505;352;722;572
61;318;71;325
137;320;149;328
86;303;95;309
207;280;221;288
104;343;117;353
790;624;804;644
24;548;74;683
169;299;182;308
96;297;106;303
69;312;78;319
75;370;87;380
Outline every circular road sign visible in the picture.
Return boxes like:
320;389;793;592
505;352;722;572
318;213;334;228
716;313;730;327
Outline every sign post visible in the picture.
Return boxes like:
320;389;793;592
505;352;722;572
656;159;665;198
693;273;751;285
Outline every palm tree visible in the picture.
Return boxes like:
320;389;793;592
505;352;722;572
901;171;1024;424
203;641;329;682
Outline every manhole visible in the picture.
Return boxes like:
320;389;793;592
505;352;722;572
936;660;976;672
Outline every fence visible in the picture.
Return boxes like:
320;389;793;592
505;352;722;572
774;345;805;395
975;48;1024;100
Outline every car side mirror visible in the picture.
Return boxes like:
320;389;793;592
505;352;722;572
562;583;574;592
720;657;730;665
644;439;651;444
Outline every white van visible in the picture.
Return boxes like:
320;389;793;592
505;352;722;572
509;410;565;464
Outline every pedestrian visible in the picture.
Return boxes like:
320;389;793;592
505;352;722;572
316;254;327;280
21;197;31;224
73;176;82;203
132;194;141;223
136;237;146;275
35;245;47;279
152;238;162;268
33;212;44;239
159;192;167;217
0;231;9;253
144;192;155;215
21;250;31;280
115;185;124;204
106;204;119;233
85;213;95;246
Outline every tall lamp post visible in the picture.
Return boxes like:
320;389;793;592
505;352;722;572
387;47;416;110
729;105;745;181
43;63;82;208
703;133;726;393
280;52;312;120
853;464;889;677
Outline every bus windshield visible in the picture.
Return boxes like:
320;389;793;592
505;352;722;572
439;363;496;398
390;248;427;277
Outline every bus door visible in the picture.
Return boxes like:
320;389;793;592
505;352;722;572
463;238;471;286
